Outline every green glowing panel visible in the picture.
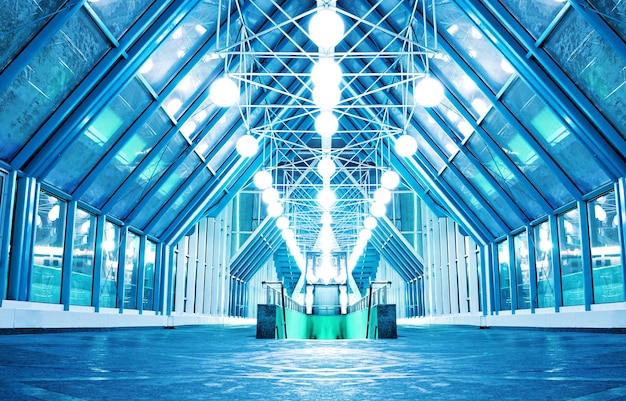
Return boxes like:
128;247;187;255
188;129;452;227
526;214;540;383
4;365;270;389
530;108;563;143
90;107;124;144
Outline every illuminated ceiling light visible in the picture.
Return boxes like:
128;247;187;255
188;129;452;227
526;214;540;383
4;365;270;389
501;58;515;74
471;26;483;39
395;135;417;157
364;216;377;230
313;85;341;110
180;121;196;139
172;27;183;40
253;170;273;190
317;188;336;209
236;134;258;157
139;59;153;74
381;170;400;190
276;216;290;230
308;8;344;49
370;202;386;217
317;157;336;179
414;76;444;107
267;202;283;218
312;59;342;87
321;212;332;225
471;98;489;116
446;24;459;35
359;228;372;242
165;98;182;115
195;24;207;35
262;187;280;204
374;187;392;205
315;111;338;137
282;228;294;241
457;120;474;137
194;109;207;122
209;77;239;107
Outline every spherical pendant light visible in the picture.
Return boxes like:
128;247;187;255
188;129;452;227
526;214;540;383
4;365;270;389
381;170;400;190
370;202;386;218
276;216;290;230
267;202;284;218
312;59;342;87
414;76;444;107
395;135;417;157
236;134;259;157
321;212;332;225
364;216;377;230
313;85;341;110
374;187;392;205
317;188;336;209
309;8;345;49
262;187;280;204
317;157;336;179
209;77;239;107
315;111;338;137
253;170;273;190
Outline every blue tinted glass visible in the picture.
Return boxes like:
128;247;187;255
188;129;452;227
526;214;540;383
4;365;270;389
88;0;154;39
498;0;567;39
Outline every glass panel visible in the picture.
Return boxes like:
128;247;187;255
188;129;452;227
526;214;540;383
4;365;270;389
82;109;172;208
109;135;187;220
514;231;530;309
544;9;626;139
0;0;67;70
0;8;109;160
413;106;459;160
483;110;568;208
452;152;525;229
497;239;511;311
32;192;66;304
442;169;504;237
88;0;154;39
46;78;151;193
151;166;212;237
507;73;610;194
71;208;96;306
558;208;584;306
140;2;219;93
586;0;626;42
100;221;120;308
434;1;514;93
534;221;554;308
132;152;201;230
498;0;567;39
124;232;140;309
143;240;157;310
466;133;544;219
589;191;624;304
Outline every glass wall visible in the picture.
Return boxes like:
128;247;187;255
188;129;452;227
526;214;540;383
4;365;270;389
514;231;530;309
100;221;120;308
124;231;140;309
71;208;96;306
497;239;510;310
143;240;157;310
534;221;554;308
31;191;66;303
589;191;624;304
558;208;584;306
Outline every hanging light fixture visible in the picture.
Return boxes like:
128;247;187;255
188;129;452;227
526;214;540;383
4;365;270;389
414;76;444;107
381;170;400;189
370;202;386;218
312;59;342;87
317;188;336;209
209;76;239;107
253;170;272;190
276;216;290;230
364;216;377;230
308;8;344;49
317;157;336;179
321;212;332;225
374;187;392;205
267;202;283;218
236;134;259;157
262;187;280;204
312;85;341;110
315;111;338;137
395;135;417;157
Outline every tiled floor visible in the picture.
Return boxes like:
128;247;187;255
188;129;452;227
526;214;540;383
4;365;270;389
1;324;626;400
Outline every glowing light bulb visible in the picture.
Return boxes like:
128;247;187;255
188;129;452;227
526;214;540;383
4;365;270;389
414;76;444;107
209;77;239;107
309;8;344;49
395;135;417;157
236;134;258;157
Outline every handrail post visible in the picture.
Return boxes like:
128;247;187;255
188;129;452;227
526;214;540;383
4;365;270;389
262;281;287;339
366;281;392;339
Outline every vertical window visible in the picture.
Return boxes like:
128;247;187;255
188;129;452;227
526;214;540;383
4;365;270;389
534;221;554;308
589;192;624;304
558;209;584;306
71;209;96;306
124;232;140;309
31;192;66;303
514;232;530;309
100;222;120;308
143;240;157;310
497;239;511;310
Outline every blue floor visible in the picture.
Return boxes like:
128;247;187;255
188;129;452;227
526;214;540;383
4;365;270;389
1;324;626;400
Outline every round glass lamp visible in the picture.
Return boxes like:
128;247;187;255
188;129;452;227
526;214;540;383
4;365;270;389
317;157;336;178
236;134;258;157
262;187;280;204
276;216;290;230
312;59;342;87
209;77;239;107
309;9;344;49
374;187;392;205
321;211;332;225
364;216;377;230
414;76;444;107
370;202;386;217
253;170;273;190
267;202;283;218
395;135;417;157
315;111;338;137
381;170;400;189
317;188;336;209
313;85;341;110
